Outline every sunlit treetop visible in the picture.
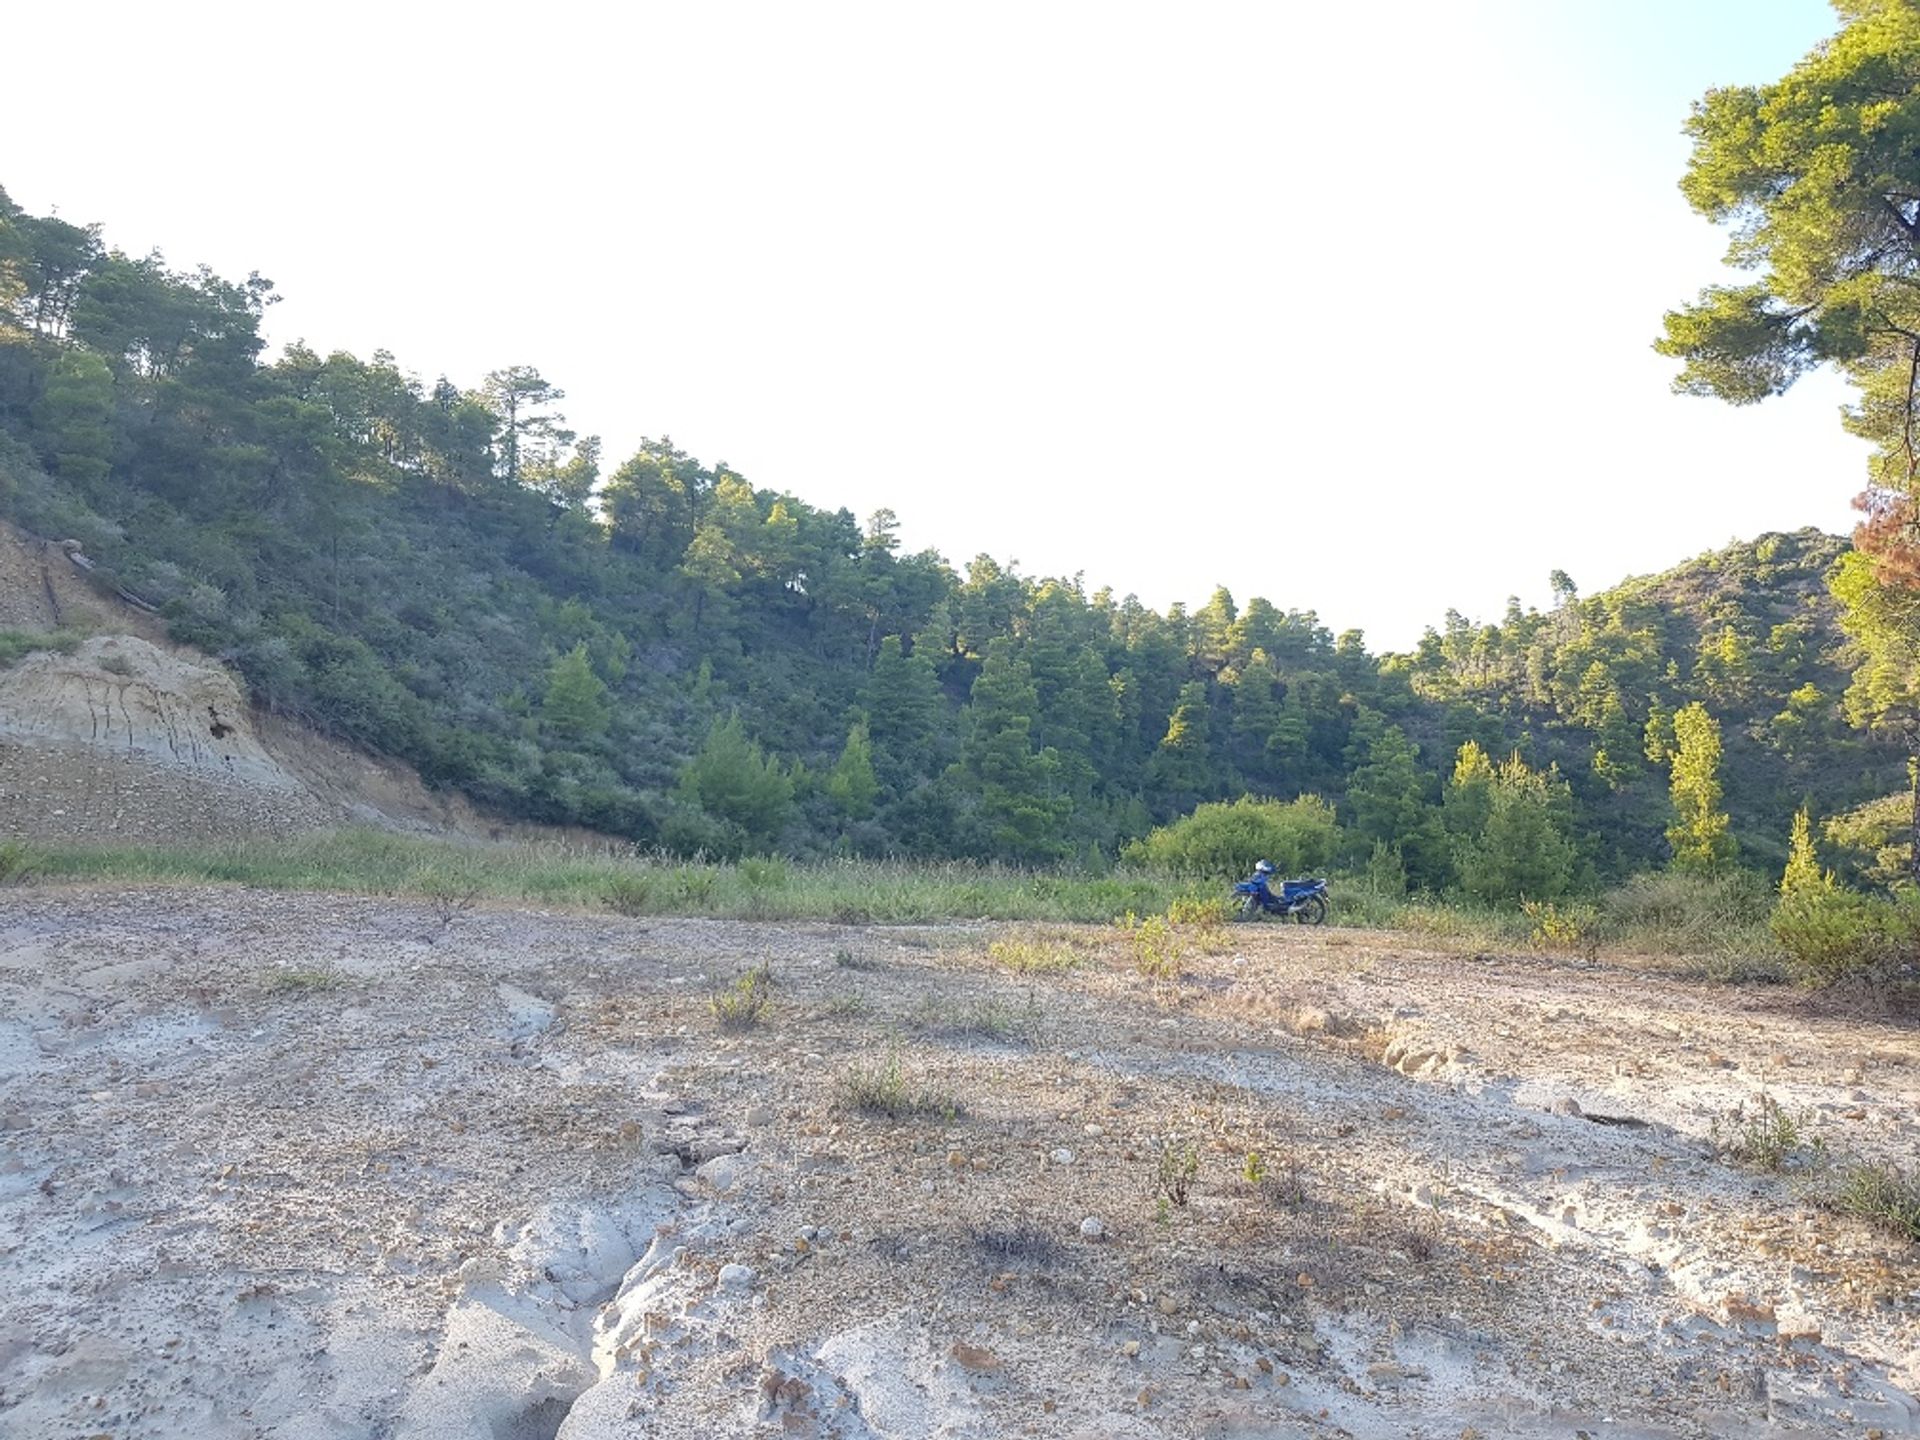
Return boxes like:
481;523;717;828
1659;0;1920;518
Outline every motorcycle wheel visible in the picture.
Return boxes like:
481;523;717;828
1294;894;1328;926
1232;893;1260;922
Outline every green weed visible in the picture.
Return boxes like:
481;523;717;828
711;963;774;1030
0;840;41;885
839;1050;960;1121
1711;1093;1823;1172
1831;1163;1920;1244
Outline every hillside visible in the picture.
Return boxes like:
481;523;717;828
0;522;564;845
0;185;1904;878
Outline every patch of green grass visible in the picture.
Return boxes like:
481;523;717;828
0;627;87;669
10;831;1787;972
839;1050;960;1121
833;946;881;971
19;831;1198;922
263;966;344;994
603;872;654;917
0;840;42;885
1831;1163;1920;1244
825;991;871;1017
1120;911;1185;981
986;931;1084;973
711;963;773;1030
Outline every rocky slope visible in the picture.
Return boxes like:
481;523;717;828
0;522;557;847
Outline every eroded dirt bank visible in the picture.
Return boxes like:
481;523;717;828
0;888;1915;1439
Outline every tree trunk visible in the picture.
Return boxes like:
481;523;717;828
1908;753;1919;888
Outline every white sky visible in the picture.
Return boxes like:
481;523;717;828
2;0;1861;649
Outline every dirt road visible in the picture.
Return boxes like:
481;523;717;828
0;887;1915;1438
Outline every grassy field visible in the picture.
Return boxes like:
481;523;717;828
0;828;1783;969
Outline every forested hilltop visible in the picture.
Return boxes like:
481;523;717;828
0;185;1902;885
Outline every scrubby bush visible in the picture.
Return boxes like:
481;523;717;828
1770;884;1916;986
1123;795;1339;878
1593;870;1774;958
0;840;41;884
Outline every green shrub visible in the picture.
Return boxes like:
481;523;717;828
603;872;654;916
1770;885;1914;986
1123;795;1340;879
1522;899;1593;952
1120;910;1184;980
1594;870;1775;959
1832;1163;1920;1244
987;931;1083;972
1711;1093;1823;1171
711;963;773;1029
840;1049;959;1120
0;628;86;668
737;856;790;889
1156;1140;1198;1208
0;840;42;884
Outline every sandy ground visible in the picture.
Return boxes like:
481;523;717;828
0;887;1916;1440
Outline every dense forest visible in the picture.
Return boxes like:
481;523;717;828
0;183;1907;891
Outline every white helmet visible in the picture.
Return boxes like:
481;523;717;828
1254;859;1274;875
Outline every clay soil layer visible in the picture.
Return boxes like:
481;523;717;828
0;886;1915;1439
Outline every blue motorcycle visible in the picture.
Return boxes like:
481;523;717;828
1231;875;1330;925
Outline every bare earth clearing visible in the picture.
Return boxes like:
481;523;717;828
0;887;1916;1439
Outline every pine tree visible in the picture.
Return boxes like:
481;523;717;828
959;640;1069;861
1443;740;1497;838
826;720;880;820
679;712;794;847
1666;702;1736;874
31;350;115;486
862;636;942;788
1779;805;1830;896
542;644;610;743
1346;720;1449;890
1454;753;1579;904
1150;681;1213;812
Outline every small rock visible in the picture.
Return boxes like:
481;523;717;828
696;1152;754;1193
717;1262;757;1291
1550;1097;1582;1118
949;1341;1000;1373
1080;1216;1105;1240
744;1105;776;1126
1050;1148;1074;1166
1122;1340;1141;1358
1083;1123;1105;1137
1157;1293;1180;1317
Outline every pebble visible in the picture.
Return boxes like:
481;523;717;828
949;1341;1000;1373
717;1263;757;1291
1050;1148;1074;1166
1080;1217;1105;1240
744;1105;775;1126
1083;1123;1105;1137
1157;1294;1180;1316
